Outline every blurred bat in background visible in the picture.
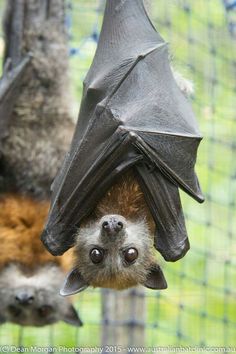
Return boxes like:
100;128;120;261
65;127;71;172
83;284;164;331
0;0;81;326
0;195;82;327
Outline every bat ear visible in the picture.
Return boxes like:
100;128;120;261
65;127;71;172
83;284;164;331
143;264;168;290
63;304;83;327
60;268;89;296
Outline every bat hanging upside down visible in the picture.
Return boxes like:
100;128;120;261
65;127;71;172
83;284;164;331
61;170;167;295
42;0;203;296
0;195;82;326
61;75;194;296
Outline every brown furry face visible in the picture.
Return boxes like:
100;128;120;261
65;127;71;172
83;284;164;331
74;214;155;290
61;171;167;294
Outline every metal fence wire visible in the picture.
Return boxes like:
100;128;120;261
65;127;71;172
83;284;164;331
0;0;236;353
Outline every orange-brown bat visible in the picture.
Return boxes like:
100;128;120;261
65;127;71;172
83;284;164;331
0;194;82;327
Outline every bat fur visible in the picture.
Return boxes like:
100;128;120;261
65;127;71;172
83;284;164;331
0;0;81;327
1;0;194;299
0;0;75;198
61;75;194;295
0;194;82;326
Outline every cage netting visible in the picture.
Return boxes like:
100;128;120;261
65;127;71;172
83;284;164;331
0;0;235;353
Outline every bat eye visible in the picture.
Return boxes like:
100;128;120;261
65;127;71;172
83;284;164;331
123;247;138;264
90;248;104;264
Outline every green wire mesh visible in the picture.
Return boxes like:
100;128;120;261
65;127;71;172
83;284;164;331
0;0;235;352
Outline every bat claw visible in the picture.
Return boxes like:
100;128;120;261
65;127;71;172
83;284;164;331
129;131;138;141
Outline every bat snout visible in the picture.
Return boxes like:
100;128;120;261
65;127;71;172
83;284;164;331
15;292;34;306
100;215;126;236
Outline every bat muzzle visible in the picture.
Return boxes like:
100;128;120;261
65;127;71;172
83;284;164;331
100;215;126;236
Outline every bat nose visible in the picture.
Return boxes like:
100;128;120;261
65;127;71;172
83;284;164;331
15;292;34;305
101;215;125;235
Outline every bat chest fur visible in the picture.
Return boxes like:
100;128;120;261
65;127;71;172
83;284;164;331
95;169;155;232
0;194;72;272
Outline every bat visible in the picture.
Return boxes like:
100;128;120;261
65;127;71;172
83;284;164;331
0;0;81;325
0;195;82;326
41;0;204;293
0;0;75;198
60;169;168;295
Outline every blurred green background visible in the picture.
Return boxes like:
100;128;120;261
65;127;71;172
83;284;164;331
0;0;235;352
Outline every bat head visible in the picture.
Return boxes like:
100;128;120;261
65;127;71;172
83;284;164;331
0;263;82;327
60;214;167;295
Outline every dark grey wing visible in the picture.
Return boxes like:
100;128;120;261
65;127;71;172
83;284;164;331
103;42;204;203
41;0;204;257
135;164;189;261
41;0;165;255
42;132;143;255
